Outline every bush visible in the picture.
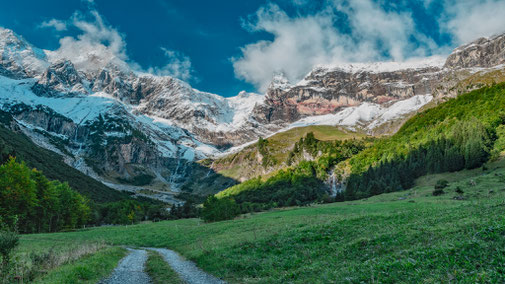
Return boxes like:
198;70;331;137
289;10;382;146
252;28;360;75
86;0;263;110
0;230;19;282
201;196;240;222
434;179;449;190
432;189;445;196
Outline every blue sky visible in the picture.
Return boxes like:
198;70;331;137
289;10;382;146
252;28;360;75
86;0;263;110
1;0;505;96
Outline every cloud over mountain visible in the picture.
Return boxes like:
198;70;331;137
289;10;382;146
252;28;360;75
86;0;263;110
232;0;505;92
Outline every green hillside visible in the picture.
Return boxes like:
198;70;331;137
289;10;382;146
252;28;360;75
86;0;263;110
0;111;130;203
210;125;364;182
344;82;505;200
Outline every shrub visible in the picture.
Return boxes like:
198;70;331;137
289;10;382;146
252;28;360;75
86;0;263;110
432;189;445;196
201;196;240;222
0;230;19;282
434;179;449;190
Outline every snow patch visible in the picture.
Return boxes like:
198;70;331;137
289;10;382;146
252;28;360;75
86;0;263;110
306;56;446;79
287;95;433;131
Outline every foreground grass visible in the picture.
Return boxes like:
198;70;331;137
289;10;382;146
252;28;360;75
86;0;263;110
21;161;505;283
34;247;126;284
145;251;184;284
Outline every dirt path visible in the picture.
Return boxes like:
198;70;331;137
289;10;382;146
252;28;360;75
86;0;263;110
149;248;226;284
99;248;151;284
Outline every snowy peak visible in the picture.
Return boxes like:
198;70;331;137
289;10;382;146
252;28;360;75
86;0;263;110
252;55;444;125
308;56;446;77
32;60;87;96
268;72;292;91
0;27;48;78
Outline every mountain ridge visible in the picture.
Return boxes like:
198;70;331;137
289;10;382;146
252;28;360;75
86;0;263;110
1;26;505;199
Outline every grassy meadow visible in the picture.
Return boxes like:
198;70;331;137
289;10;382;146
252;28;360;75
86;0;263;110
18;159;505;283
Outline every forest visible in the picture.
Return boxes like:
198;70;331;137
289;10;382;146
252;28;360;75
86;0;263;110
344;83;505;200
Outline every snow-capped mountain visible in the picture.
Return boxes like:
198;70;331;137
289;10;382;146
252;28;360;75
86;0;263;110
1;25;505;196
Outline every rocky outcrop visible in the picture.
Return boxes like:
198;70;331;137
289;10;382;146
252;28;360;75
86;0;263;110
253;65;445;124
445;34;505;69
0;27;47;79
32;60;87;97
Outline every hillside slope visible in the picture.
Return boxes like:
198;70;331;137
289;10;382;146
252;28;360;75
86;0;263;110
209;125;364;182
343;82;505;200
0;110;130;203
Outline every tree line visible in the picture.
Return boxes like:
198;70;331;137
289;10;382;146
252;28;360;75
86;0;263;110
0;157;171;233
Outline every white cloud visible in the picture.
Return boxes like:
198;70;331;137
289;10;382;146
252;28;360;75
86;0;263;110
232;1;441;92
442;0;505;44
147;47;194;81
47;10;129;73
39;19;68;31
44;10;194;81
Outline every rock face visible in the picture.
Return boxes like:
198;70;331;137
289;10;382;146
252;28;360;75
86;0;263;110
32;60;87;97
445;34;505;69
252;33;505;126
1;25;505;196
253;62;445;124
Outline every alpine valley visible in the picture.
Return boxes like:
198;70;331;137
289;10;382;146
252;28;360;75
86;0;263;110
1;26;505;203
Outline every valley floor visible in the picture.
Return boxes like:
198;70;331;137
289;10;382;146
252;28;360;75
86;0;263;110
21;160;505;283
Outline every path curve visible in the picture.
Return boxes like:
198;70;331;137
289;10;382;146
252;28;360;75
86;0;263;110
149;248;226;284
100;248;151;284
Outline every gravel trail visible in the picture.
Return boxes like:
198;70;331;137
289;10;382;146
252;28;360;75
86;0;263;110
149;248;226;284
100;248;151;284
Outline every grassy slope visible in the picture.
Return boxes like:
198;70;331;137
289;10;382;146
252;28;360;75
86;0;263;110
0;111;130;203
213;125;364;181
20;158;505;283
347;83;505;175
34;247;127;284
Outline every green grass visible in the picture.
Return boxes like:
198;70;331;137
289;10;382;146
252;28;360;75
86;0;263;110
145;250;184;284
19;159;505;283
33;247;126;284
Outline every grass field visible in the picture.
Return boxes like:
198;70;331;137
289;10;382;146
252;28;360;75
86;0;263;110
34;247;126;284
19;159;505;283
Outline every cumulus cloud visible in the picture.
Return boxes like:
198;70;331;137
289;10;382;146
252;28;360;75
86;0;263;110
39;19;68;31
147;47;194;81
46;10;129;73
43;10;194;81
232;1;440;92
442;0;505;44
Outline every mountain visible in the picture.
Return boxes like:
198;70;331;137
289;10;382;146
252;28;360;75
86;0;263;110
1;26;505;201
0;110;130;203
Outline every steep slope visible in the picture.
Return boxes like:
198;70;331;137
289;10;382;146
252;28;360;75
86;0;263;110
341;82;505;199
0;110;129;202
252;57;446;125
